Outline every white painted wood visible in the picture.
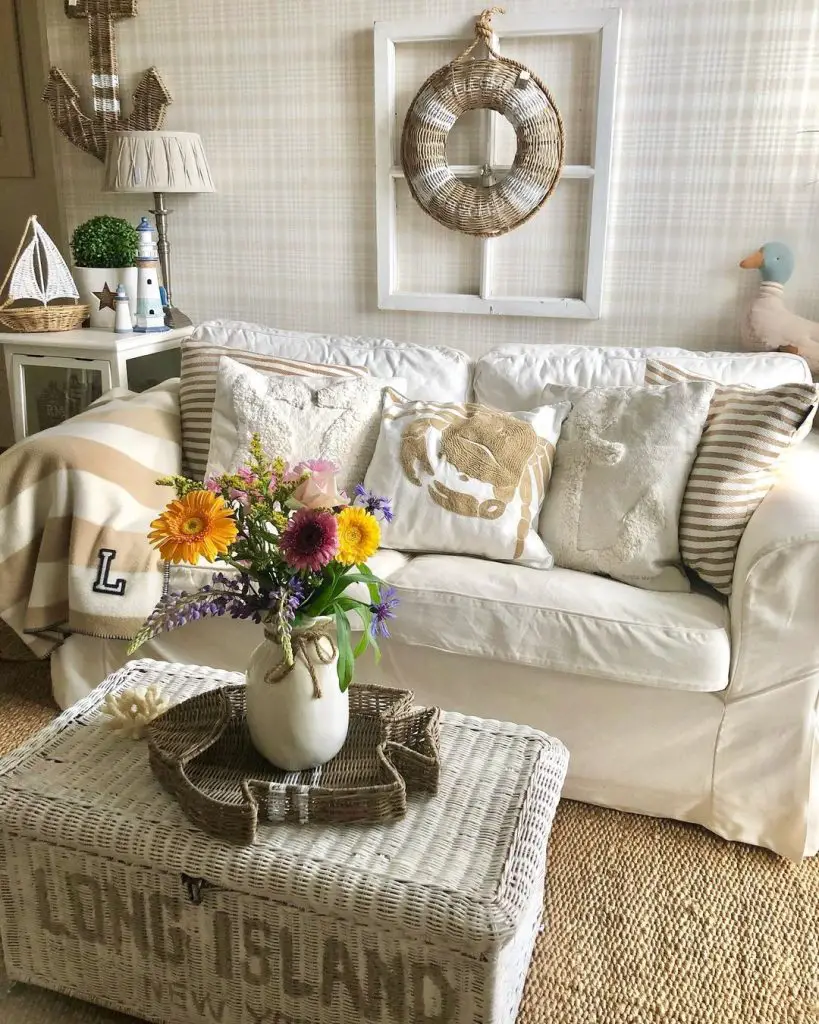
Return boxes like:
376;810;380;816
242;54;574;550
0;327;192;440
582;8;621;319
374;10;620;319
0;327;192;353
378;291;596;319
373;24;398;305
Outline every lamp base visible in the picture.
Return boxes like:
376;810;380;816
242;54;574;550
164;305;193;329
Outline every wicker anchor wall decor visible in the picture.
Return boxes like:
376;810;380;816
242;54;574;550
401;7;564;238
43;0;172;163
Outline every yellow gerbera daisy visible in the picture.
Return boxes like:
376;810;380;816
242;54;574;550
336;506;380;565
148;490;238;564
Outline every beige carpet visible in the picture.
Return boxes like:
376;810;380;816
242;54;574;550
0;652;817;1023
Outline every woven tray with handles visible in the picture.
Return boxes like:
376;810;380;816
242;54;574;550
146;683;441;844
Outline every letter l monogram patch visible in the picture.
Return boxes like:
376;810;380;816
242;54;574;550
92;548;127;596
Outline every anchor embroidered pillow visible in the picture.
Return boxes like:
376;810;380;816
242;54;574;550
363;393;570;568
205;356;402;496
538;381;715;591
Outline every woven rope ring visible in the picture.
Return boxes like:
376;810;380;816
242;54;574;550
401;9;565;238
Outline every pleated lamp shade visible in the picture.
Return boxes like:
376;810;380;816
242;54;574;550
103;131;215;194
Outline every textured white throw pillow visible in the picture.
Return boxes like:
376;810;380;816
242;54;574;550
205;356;402;494
538;382;715;591
364;393;569;568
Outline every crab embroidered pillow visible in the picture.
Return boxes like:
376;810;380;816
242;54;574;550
205;356;403;495
538;382;715;592
363;393;570;568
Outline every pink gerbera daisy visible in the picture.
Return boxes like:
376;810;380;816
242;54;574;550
279;509;339;572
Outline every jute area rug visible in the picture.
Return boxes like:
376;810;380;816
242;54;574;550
0;644;817;1023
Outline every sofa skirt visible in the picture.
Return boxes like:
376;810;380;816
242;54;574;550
50;626;818;860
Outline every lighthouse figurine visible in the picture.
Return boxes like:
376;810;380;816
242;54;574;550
113;283;133;333
133;217;169;333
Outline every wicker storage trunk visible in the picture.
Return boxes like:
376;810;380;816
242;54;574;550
0;660;568;1024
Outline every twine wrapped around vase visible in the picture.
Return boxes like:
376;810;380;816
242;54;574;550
263;621;337;698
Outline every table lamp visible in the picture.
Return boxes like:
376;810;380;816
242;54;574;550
103;130;215;328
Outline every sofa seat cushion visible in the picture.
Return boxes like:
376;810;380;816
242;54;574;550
386;555;730;692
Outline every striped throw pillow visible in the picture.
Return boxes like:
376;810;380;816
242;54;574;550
180;339;369;479
645;359;817;594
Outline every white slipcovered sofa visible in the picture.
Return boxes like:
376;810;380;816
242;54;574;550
50;322;819;859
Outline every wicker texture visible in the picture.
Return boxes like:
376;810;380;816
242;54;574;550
0;304;89;333
401;8;564;237
147;682;441;842
42;1;171;163
0;658;568;1024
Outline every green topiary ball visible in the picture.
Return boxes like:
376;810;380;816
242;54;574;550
70;216;139;268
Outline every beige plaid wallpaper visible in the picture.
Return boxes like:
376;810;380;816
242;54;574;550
43;0;819;360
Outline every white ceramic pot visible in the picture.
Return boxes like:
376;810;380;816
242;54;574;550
245;617;349;771
74;266;138;328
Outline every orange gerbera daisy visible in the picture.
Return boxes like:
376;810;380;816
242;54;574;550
148;490;238;564
336;506;380;565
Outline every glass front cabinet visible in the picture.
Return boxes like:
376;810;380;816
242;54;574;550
11;354;112;438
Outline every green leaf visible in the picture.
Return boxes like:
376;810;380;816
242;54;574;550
335;609;354;692
370;634;382;664
356;562;383;604
334;596;369;613
351;607;372;657
307;564;346;618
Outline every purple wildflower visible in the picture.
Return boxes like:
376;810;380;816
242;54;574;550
370;585;399;639
353;483;394;523
129;573;307;654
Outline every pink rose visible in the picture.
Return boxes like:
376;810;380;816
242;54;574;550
228;487;250;507
236;467;258;486
296;458;337;475
204;477;222;493
288;469;347;510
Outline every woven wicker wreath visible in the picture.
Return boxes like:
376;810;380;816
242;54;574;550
401;8;564;238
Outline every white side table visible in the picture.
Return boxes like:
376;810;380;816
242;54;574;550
0;326;192;442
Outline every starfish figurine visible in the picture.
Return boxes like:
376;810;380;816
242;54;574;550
93;282;117;311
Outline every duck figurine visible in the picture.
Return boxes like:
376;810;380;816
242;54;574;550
739;242;819;374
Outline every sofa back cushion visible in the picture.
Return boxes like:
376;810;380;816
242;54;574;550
474;345;811;411
192;321;472;403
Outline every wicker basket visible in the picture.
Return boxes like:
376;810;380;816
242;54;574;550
147;682;442;843
401;8;564;237
0;658;570;1024
0;302;89;333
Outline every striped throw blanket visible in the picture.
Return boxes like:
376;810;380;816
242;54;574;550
0;381;181;655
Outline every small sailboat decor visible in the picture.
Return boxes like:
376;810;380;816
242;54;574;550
0;216;88;332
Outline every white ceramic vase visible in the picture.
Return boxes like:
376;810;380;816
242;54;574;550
74;266;138;328
245;617;349;771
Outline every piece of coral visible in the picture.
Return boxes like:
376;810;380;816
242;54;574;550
102;685;169;739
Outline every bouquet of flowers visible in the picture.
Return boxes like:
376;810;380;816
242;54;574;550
129;437;397;690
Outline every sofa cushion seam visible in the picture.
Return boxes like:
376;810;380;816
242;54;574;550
390;583;727;636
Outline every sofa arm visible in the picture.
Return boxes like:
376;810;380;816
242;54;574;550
728;434;819;697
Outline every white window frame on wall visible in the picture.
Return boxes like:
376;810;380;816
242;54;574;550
373;9;621;319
